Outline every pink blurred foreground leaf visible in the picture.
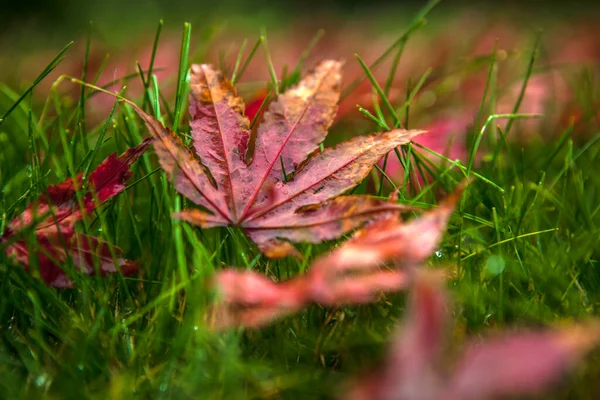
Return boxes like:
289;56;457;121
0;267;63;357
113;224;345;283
446;323;600;400
343;270;600;400
124;60;425;258
207;184;464;330
1;139;151;287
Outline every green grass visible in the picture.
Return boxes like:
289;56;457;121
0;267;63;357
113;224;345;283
2;6;600;399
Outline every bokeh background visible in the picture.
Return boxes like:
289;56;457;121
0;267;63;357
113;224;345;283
3;0;600;159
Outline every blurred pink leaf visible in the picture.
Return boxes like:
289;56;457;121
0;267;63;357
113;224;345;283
343;271;600;400
208;184;464;330
344;270;448;400
446;324;600;400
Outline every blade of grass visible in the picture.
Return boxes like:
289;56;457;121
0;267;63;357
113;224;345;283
151;75;164;123
356;54;400;128
461;228;557;261
173;22;192;131
232;36;263;84
287;29;325;84
504;33;541;137
78;23;93;153
412;142;505;192
27;94;41;197
395;68;432;126
384;41;406;97
142;19;164;110
249;91;272;129
341;0;439;99
260;28;279;94
82;88;126;183
136;61;154;115
473;42;497;136
230;38;248;83
404;77;411;128
0;41;73;128
467;113;542;177
357;105;389;130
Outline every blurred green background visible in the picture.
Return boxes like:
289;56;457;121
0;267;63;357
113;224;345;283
3;0;600;43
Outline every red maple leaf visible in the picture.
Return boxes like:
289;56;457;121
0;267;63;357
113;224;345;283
1;139;151;287
126;59;425;257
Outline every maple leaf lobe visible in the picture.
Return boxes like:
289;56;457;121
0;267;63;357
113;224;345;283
252;59;343;177
189;63;251;220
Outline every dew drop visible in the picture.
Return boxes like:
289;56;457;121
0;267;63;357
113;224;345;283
435;250;443;258
35;373;49;387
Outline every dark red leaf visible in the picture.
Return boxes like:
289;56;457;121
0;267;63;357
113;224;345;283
2;139;150;287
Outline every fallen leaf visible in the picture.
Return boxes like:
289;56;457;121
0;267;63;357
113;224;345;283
127;60;425;257
1;139;151;287
208;185;463;330
445;323;600;400
343;270;448;400
343;270;600;400
318;180;466;271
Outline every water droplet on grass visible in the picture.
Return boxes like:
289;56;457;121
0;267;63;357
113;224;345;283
35;373;49;387
485;254;506;277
